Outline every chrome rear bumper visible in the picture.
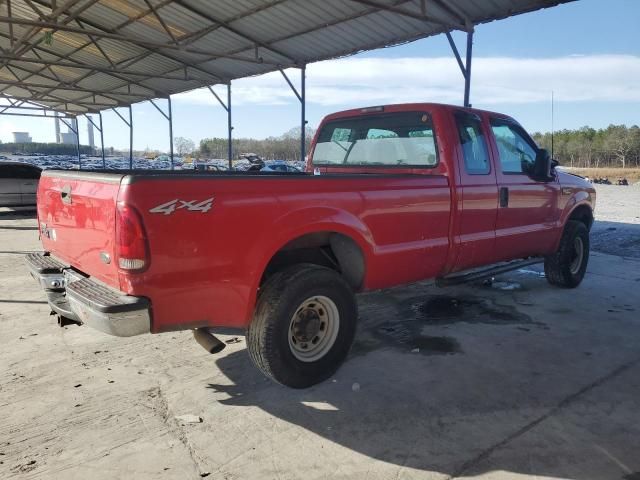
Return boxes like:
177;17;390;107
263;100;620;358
25;253;151;337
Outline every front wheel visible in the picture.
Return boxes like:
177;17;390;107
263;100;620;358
544;220;590;288
247;264;357;388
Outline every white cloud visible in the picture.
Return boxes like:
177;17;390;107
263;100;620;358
0;119;17;143
174;54;640;107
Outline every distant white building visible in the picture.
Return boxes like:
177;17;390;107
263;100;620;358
60;132;77;145
87;117;95;149
59;118;79;145
55;115;61;143
12;132;32;143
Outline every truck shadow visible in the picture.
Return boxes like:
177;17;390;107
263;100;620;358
204;279;638;480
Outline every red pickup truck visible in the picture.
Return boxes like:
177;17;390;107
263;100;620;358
26;103;595;388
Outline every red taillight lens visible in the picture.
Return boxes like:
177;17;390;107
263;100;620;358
115;203;148;272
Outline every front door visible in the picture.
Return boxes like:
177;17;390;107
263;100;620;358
489;118;560;261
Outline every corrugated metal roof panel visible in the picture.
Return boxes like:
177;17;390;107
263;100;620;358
0;0;576;114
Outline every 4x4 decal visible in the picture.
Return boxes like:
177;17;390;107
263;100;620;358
149;197;214;215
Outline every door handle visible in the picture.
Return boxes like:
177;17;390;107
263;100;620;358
60;185;72;204
499;187;509;207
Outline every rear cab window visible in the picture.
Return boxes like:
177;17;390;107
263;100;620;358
312;112;438;168
454;112;491;175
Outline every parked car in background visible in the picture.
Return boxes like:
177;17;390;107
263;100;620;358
194;162;228;172
261;161;301;173
0;162;41;206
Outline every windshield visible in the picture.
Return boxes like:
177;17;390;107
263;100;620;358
312;112;438;167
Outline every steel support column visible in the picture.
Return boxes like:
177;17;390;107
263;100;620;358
207;84;233;169
280;65;307;161
111;106;133;169
60;116;81;168
227;84;232;168
99;112;105;167
129;106;133;169
86;113;106;168
300;65;306;161
168;96;174;169
75;118;81;166
446;30;474;108
150;97;174;170
464;31;473;108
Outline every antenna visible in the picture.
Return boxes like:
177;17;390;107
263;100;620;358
551;90;554;158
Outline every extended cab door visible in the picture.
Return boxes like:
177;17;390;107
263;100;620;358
488;118;560;260
451;111;499;271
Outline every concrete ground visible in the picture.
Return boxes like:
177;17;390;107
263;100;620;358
1;185;639;480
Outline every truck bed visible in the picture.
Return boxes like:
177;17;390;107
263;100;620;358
37;169;451;332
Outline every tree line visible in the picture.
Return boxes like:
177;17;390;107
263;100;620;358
0;142;93;155
6;123;636;169
198;126;315;161
532;125;640;169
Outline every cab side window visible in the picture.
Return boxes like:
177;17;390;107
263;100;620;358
490;121;537;174
455;113;490;174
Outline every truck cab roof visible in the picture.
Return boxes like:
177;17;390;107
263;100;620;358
321;102;518;124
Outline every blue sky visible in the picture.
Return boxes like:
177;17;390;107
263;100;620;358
0;0;638;152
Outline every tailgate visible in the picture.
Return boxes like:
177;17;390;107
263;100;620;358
37;171;125;288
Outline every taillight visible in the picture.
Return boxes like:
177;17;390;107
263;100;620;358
115;203;149;272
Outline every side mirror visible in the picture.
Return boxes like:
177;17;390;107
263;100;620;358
533;148;554;181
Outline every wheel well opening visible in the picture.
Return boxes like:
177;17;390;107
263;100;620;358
569;205;594;231
261;232;365;290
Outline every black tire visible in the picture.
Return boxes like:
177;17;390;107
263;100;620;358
247;264;357;388
544;220;589;288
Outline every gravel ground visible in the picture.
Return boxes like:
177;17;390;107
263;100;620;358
590;184;640;258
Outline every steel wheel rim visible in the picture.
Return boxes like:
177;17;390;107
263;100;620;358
288;296;340;362
570;237;584;275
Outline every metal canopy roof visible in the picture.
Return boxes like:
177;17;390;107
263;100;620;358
0;0;574;115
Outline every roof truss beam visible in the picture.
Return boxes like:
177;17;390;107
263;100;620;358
0;110;75;118
0;90;113;110
346;0;468;31
0;15;292;67
142;0;178;44
171;0;299;64
0;77;156;97
0;52;202;81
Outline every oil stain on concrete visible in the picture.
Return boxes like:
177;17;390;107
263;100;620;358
353;292;538;358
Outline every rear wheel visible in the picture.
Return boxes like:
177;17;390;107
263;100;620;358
247;264;357;388
544;220;589;288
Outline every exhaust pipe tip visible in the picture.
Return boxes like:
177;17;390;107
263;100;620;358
193;328;226;354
